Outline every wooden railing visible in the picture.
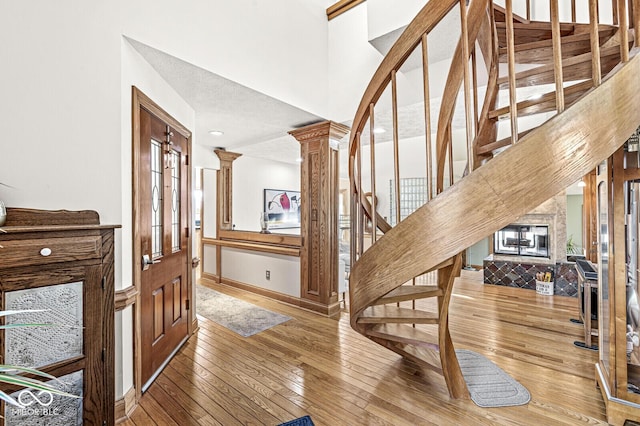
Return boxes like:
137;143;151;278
347;0;640;398
349;0;638;276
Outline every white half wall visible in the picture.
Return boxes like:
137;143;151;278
222;248;300;298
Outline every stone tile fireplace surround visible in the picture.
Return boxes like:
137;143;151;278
482;192;579;297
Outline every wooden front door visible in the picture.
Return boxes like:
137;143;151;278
134;90;191;392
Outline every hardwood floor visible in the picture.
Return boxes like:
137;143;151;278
120;270;607;425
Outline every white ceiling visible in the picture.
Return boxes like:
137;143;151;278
127;37;326;165
125;20;585;195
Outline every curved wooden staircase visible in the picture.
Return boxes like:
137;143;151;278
348;0;640;399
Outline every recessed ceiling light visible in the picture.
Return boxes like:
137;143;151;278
373;127;386;134
208;130;224;136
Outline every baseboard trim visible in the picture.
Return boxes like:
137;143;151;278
201;272;220;283
115;386;137;424
199;276;341;317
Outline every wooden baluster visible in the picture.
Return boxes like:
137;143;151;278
551;0;565;113
526;0;531;21
447;124;454;186
590;0;602;87
572;0;577;22
631;0;640;47
472;48;479;134
613;0;619;25
460;0;474;172
369;103;377;244
619;0;630;62
392;70;401;225
505;0;519;143
350;139;358;261
355;132;364;258
422;34;433;201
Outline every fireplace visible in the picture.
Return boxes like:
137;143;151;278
494;224;549;258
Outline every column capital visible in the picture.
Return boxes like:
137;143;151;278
214;149;242;164
289;120;350;144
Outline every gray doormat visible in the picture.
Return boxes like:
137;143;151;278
456;349;531;407
196;285;291;337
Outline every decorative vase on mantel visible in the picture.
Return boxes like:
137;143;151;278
260;212;271;234
0;200;6;227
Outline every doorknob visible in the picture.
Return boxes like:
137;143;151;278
142;254;161;271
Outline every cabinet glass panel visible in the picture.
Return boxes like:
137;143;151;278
4;282;83;369
4;370;83;426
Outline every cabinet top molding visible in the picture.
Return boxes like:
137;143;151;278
2;207;120;231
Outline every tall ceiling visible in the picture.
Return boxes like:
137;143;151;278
127;38;326;165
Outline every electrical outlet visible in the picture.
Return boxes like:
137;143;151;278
266;270;270;280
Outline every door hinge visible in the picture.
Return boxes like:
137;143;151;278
186;227;190;238
101;276;106;290
185;299;190;311
101;348;106;362
185;154;189;166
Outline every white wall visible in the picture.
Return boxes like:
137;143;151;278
222;249;300;297
328;3;384;122
567;194;584;254
232;156;300;232
366;0;425;41
121;0;330;118
0;2;121;220
467;237;490;266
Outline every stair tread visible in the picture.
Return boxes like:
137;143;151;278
358;306;439;324
366;323;440;351
373;285;443;305
497;29;616;64
488;80;593;119
496;44;622;88
477;129;535;156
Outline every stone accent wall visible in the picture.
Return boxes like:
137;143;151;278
483;257;578;297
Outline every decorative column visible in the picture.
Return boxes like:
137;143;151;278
290;121;349;318
214;149;242;233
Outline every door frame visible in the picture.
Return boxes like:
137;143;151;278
131;86;195;400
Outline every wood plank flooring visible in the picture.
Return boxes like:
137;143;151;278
120;270;607;425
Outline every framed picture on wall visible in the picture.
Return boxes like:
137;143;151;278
264;189;301;229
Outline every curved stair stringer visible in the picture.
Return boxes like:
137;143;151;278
350;49;640;395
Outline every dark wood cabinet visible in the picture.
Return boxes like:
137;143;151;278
0;208;117;426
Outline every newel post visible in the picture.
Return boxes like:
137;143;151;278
290;121;349;318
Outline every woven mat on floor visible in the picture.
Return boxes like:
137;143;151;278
196;285;291;337
456;349;531;408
